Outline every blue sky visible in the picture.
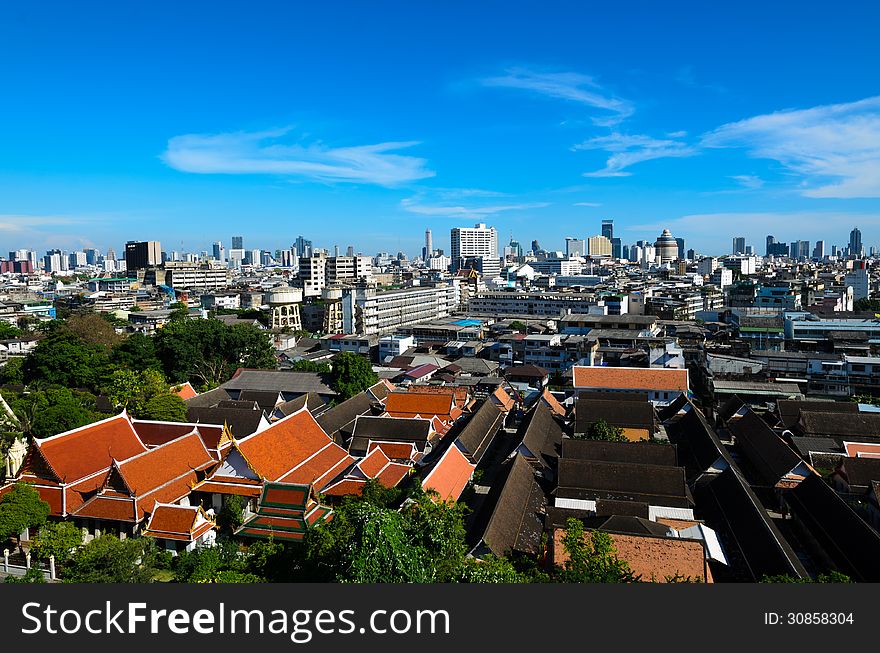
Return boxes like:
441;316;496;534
1;0;879;257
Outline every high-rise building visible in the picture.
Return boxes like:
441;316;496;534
423;229;433;260
565;237;586;257
850;227;863;257
346;245;355;257
622;245;630;260
686;248;696;260
791;240;810;259
766;235;775;257
586;235;612;257
106;247;117;262
83;248;100;265
768;242;789;257
654;229;679;263
294;236;313;258
231;236;244;250
813;240;825;259
601;219;614;241
124;241;161;270
675;237;685;259
531;240;542;255
212;241;226;263
68;251;87;268
611;238;622;259
732;237;746;255
451;223;500;278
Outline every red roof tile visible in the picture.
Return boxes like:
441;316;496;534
35;413;147;483
171;382;199;401
385;392;457;419
572;366;689;393
422;444;475;503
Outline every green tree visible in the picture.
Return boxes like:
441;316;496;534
455;556;531;583
24;388;103;438
508;320;527;333
63;313;121;349
329;351;378;400
0;357;25;385
23;330;112;392
217;495;245;535
288;360;332;373
4;566;46;584
141;393;188;422
172;540;267;583
154;319;276;386
853;297;880;313
761;571;853;583
63;535;158;583
573;419;627;442
0;483;51;541
556;518;640;583
110;333;161;372
30;521;83;563
0;322;23;339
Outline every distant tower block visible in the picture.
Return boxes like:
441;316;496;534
267;285;303;330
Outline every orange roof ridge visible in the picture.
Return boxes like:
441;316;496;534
36;409;134;443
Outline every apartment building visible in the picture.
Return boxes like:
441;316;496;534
342;282;460;335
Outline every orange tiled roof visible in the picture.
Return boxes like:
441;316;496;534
358;448;391;478
491;387;516;412
367;441;418;462
171;382;199;401
422;444;475;503
35;412;147;484
405;385;471;409
131;420;226;452
385;392;456;419
540;389;567;417
572;366;689;392
844;441;880;458
144;504;215;541
235;408;353;487
116;431;214;497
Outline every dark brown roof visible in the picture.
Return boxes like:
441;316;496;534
777;399;859;429
694;467;807;581
482;454;547;557
186;406;264;439
574;396;657;434
237;390;282;411
315;391;377;441
727;410;809;487
576;390;651;403
795;411;880;439
785;473;880;582
561;439;677;467
665;402;731;477
184;386;231;408
349;416;432;455
519;404;564;471
455;400;505;464
837;457;880;491
556;459;691;508
505;364;550;379
274;392;327;418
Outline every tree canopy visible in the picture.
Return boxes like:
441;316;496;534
556;518;640;583
63;535;159;583
23;329;113;392
0;483;51;541
30;521;83;563
574;419;628;442
329;351;378;400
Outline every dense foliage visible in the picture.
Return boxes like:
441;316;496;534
0;483;51;541
572;419;627;442
30;521;83;563
63;535;162;583
556;518;640;583
329;351;378;400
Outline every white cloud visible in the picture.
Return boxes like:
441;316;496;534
0;214;89;232
162;127;434;187
728;174;765;189
573;202;602;207
481;67;634;126
400;196;548;218
574;132;697;177
702;96;880;198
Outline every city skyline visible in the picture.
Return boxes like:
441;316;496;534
1;2;879;256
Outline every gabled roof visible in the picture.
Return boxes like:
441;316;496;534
223;369;337;396
574;396;657;434
727;409;812;487
519;404;564;471
404;384;471;409
143;503;216;542
785;473;880;582
538;389;567;417
321;448;412;497
235;482;333;541
836;457;880;490
349;415;433;455
33;412;147;484
384;392;459;420
777;399;859;429
561;439;678;467
171;382;199;401
273;393;327;420
489;386;515;412
315;391;377;440
557;459;691;508
843;441;880;459
421;443;475;503
131;420;226;452
481;454;546;557
233;407;353;491
572;365;689;393
795;411;880;439
187;405;266;440
455;400;505;465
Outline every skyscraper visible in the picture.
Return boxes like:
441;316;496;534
611;238;622;259
212;241;226;262
565;237;586;257
813;240;825;259
766;235;775;257
294;235;312;258
423;229;433;260
124;241;161;270
451;223;499;278
675;237;685;259
601;219;614;241
732;237;746;255
850;227;863;257
231;236;243;250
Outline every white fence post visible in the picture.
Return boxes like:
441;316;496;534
25;552;31;569
2;549;7;572
49;555;56;580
